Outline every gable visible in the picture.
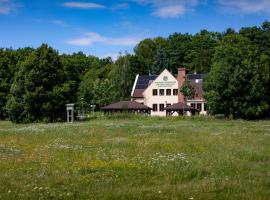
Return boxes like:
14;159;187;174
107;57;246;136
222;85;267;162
143;69;178;96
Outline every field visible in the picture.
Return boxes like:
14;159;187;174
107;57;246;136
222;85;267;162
0;116;270;199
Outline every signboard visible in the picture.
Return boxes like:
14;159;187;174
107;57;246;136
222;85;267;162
155;75;176;88
155;81;176;88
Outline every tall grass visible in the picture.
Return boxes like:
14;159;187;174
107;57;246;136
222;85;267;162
0;117;269;199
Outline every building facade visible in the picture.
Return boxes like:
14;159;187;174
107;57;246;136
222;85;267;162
131;68;208;116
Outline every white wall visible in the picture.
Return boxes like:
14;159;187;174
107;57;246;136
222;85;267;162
142;69;178;116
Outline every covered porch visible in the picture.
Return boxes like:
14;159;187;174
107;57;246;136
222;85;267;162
165;102;198;116
101;101;152;115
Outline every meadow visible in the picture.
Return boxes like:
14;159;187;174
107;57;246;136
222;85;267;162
0;116;269;199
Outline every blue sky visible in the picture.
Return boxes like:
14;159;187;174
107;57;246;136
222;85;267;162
0;0;270;59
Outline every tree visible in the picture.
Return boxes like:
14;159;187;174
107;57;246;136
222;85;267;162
204;34;270;119
109;54;132;101
152;48;167;75
165;33;192;73
6;44;73;123
185;30;220;73
0;49;17;119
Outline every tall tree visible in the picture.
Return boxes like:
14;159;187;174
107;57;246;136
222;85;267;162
204;34;270;119
165;33;192;73
6;44;73;123
186;30;220;73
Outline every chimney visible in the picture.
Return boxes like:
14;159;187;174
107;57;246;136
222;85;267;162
177;68;186;103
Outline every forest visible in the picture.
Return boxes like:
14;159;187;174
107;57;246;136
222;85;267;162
0;21;270;122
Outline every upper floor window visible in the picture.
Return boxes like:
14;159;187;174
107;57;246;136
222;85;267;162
166;89;171;96
159;104;165;112
153;104;158;112
159;89;164;96
173;89;178;96
152;89;158;96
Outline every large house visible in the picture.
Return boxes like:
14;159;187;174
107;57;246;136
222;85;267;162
131;68;208;116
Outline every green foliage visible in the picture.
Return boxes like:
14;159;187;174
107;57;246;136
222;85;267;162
165;33;192;73
185;30;220;73
6;44;73;123
109;54;133;101
0;48;34;119
204;34;270;119
180;81;195;101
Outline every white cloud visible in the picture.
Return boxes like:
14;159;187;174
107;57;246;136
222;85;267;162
218;0;270;14
111;3;130;10
51;20;69;27
153;5;186;18
132;0;199;18
0;0;21;14
66;32;141;46
62;2;105;9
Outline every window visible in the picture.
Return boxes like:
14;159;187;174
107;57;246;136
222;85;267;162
153;104;158;112
197;103;202;111
204;103;207;111
159;104;165;112
173;89;178;95
166;89;171;96
191;103;196;109
159;89;164;96
152;89;158;96
166;103;171;107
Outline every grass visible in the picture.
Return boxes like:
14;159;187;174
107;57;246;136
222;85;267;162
0;116;269;199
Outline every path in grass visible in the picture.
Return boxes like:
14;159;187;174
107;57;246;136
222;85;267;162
0;117;270;199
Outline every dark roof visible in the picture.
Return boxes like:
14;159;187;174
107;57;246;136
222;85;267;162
132;75;157;98
135;75;157;89
165;102;197;111
101;101;152;111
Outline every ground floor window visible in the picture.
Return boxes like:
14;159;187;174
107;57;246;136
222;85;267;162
191;103;196;109
159;104;165;112
166;103;171;107
197;103;202;111
173;89;178;95
153;104;158;112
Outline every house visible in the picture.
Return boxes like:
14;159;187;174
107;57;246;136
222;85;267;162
131;68;208;116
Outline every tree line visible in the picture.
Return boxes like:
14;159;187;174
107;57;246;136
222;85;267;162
0;21;270;122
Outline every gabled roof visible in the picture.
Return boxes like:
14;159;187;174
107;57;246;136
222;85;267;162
101;101;152;111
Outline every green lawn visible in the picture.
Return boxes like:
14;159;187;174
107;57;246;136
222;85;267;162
0;117;269;199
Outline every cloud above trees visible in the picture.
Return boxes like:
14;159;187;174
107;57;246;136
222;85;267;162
66;32;142;46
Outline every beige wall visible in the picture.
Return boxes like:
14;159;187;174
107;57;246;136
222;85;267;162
142;69;178;116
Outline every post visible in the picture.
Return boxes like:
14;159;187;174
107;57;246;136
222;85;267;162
66;104;75;123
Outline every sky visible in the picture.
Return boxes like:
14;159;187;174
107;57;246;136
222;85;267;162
0;0;270;60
